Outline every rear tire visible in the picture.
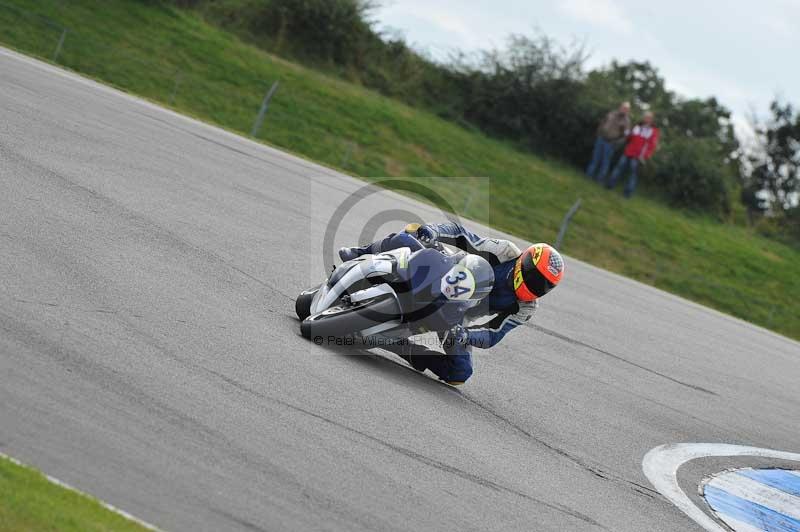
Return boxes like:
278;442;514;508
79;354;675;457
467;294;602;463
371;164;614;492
301;297;400;340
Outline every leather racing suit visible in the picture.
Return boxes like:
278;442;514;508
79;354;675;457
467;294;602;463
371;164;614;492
344;222;537;384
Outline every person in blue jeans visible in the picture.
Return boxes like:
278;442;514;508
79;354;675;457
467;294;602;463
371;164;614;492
608;157;640;198
607;111;660;198
586;102;631;181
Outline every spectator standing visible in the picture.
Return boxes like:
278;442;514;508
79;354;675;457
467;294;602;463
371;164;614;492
586;101;631;181
607;111;660;198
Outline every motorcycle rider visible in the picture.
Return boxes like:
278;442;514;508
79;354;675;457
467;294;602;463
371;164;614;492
338;222;564;385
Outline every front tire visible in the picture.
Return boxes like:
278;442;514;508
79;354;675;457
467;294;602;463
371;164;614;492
301;297;400;340
295;286;321;321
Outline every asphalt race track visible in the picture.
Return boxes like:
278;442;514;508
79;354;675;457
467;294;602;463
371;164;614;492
1;47;799;532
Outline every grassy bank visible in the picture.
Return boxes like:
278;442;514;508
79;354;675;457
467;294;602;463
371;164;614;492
0;455;150;531
0;0;797;339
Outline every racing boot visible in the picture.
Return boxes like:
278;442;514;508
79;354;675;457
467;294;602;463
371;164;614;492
338;246;366;262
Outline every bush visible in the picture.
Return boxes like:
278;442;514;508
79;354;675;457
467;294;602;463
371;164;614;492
648;137;733;215
192;0;377;65
781;207;800;242
449;35;593;162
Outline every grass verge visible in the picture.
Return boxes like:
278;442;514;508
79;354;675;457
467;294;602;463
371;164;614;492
0;0;797;339
0;454;151;531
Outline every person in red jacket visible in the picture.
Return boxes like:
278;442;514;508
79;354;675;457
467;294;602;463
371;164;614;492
607;111;660;197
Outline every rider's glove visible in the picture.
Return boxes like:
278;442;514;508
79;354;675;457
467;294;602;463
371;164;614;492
417;224;439;246
444;324;469;347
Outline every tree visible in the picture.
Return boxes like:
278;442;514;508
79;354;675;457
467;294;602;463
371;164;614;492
585;61;673;112
745;101;800;215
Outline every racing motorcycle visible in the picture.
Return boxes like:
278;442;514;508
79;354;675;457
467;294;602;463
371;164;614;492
296;238;494;344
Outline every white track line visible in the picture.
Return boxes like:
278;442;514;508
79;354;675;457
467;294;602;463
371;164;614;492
642;443;800;532
1;452;161;531
707;471;800;521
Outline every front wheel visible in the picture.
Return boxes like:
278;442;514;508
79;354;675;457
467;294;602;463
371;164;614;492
295;286;321;321
301;297;401;340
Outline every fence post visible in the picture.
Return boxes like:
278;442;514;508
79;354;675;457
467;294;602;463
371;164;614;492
340;140;354;169
555;198;582;249
250;80;280;138
169;71;182;106
53;27;67;63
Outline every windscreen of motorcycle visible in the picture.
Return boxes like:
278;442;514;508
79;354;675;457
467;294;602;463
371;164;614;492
440;254;495;301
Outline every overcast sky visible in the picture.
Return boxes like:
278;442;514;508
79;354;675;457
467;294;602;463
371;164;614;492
374;0;799;138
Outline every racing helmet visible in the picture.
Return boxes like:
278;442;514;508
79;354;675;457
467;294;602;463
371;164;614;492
512;244;564;302
440;253;495;302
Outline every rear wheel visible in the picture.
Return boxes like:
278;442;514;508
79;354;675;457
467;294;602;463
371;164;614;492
301;297;401;340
